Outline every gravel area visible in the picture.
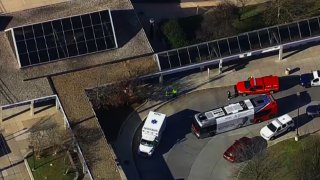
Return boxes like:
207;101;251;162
52;55;157;179
5;0;132;28
0;32;53;106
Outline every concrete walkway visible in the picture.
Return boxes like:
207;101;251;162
114;43;320;180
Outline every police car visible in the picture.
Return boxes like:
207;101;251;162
300;70;320;88
260;114;294;140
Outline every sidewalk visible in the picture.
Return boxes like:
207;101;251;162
114;44;320;180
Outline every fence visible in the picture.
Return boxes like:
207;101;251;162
0;95;93;180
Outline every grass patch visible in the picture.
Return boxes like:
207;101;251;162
160;15;203;48
27;151;77;180
240;3;267;20
177;15;203;42
239;135;320;180
233;13;266;33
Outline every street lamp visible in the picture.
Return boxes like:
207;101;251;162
149;18;155;40
295;92;300;141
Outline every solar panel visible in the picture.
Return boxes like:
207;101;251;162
10;9;117;67
156;15;320;71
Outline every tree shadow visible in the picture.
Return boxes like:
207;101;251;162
72;126;103;167
140;67;226;102
28;115;57;132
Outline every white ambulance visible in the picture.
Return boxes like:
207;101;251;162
138;111;166;156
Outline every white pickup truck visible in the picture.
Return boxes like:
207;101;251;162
260;114;294;140
300;70;320;87
138;111;166;156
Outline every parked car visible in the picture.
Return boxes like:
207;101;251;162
300;70;320;87
235;75;279;96
260;114;294;140
223;137;254;163
306;104;320;118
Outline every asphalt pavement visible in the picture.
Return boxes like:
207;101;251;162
113;43;320;180
133;83;320;180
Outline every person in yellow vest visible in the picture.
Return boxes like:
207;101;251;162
172;88;177;97
165;87;178;97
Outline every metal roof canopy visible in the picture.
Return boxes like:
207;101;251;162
156;16;320;72
6;9;118;68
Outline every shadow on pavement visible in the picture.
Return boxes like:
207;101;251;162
133;109;200;180
158;109;199;154
293;113;314;129
276;91;311;116
279;75;300;91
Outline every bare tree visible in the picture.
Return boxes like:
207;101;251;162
234;151;282;180
232;137;278;180
197;1;238;41
263;0;315;26
29;131;44;158
46;127;74;155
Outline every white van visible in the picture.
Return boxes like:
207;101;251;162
260;114;294;140
138;111;166;156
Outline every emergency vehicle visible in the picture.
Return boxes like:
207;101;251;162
192;94;277;138
235;75;279;96
138;111;166;156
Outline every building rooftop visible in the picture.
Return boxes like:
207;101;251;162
0;0;156;179
1;0;153;80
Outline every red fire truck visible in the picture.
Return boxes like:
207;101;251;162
235;75;279;96
192;94;277;139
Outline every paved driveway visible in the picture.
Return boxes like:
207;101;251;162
133;80;320;180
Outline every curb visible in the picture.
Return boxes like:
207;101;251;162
24;151;34;180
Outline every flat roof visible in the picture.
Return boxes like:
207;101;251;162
1;0;153;80
144;111;166;132
0;0;154;179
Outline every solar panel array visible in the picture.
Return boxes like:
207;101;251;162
157;17;320;71
12;9;117;67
